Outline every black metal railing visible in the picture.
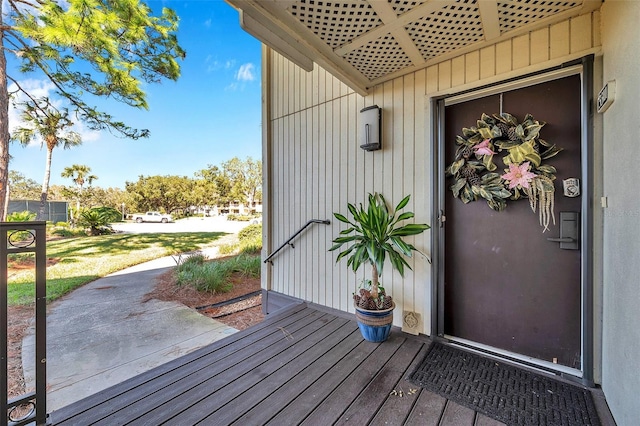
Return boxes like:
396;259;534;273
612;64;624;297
264;219;330;264
2;222;47;426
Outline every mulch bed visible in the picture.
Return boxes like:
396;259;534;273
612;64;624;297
7;305;34;399
143;269;265;329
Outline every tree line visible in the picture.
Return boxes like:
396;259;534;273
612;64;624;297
9;156;262;220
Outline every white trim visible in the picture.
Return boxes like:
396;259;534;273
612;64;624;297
445;64;583;106
262;45;273;293
240;11;313;72
445;335;584;378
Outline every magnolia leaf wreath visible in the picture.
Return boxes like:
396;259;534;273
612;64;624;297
445;112;562;232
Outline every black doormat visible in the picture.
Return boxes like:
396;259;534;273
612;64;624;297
407;342;600;426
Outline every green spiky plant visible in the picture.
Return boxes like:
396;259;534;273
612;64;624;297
77;208;114;236
330;193;430;309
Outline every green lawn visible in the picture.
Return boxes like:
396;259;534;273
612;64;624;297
8;232;226;306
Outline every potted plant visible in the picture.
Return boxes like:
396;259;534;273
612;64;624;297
330;193;430;342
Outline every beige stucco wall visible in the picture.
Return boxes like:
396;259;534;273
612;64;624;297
599;1;640;424
264;11;601;336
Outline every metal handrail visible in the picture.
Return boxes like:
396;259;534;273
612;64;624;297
264;219;330;264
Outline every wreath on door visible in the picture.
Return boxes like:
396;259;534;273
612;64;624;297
445;112;562;232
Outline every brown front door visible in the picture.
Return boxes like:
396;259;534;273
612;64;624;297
442;74;583;370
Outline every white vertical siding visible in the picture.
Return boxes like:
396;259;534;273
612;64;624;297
550;20;570;59
265;12;601;333
465;51;480;83
530;28;550;63
512;34;530;70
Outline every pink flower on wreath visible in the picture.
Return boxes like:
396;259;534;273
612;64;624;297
473;139;495;156
502;161;536;189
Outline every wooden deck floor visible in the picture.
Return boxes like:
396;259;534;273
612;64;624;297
48;303;608;425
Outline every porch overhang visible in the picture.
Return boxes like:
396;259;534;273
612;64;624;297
226;0;602;96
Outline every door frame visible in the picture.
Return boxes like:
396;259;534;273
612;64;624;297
430;56;595;385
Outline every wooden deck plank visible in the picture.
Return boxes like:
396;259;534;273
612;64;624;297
368;344;430;426
176;316;352;424
47;303;599;426
299;333;407;425
404;390;447;425
53;304;318;425
202;319;359;424
440;400;477;426
334;338;424;425
264;331;382;424
230;326;364;425
114;311;335;425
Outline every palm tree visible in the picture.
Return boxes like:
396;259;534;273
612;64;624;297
61;164;97;191
61;164;98;219
11;100;81;220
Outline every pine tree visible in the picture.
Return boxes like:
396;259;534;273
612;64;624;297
0;0;186;219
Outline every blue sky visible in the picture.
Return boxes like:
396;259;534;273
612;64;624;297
8;0;262;190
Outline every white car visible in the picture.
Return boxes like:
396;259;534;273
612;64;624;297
131;211;174;223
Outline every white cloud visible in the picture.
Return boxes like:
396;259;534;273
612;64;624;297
9;79;56;100
225;83;239;91
235;63;255;82
205;56;236;73
8;78;101;144
8;79;56;138
204;18;212;28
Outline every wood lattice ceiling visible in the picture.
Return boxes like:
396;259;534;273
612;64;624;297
225;0;602;95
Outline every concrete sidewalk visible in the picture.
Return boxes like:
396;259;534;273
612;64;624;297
22;248;238;412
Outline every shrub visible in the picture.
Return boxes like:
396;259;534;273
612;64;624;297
175;254;260;293
176;259;231;293
227;214;255;222
51;228;86;238
238;224;262;242
5;210;37;241
77;209;114;236
47;221;86;238
239;241;261;255
239;224;262;254
6;210;36;222
92;207;122;223
178;253;207;267
229;254;261;278
217;243;237;256
218;224;262;255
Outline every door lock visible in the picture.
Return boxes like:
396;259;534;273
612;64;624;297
546;211;579;250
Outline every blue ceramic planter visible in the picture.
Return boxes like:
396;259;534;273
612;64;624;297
354;302;395;343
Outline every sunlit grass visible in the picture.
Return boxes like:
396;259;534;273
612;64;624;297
7;232;225;306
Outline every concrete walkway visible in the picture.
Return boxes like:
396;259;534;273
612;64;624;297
22;248;238;412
